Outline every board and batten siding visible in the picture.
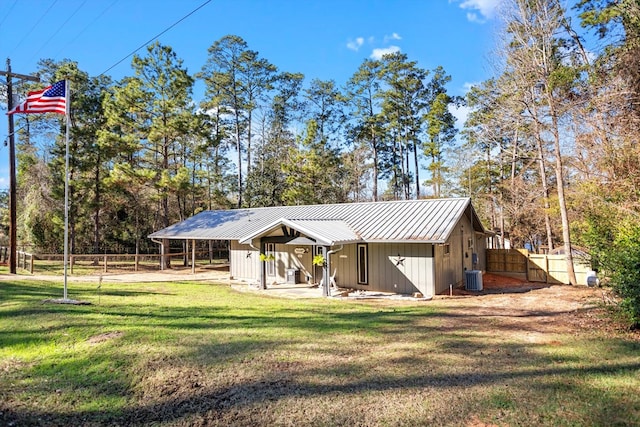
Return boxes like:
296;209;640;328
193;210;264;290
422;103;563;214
434;214;477;293
339;242;435;297
269;244;313;283
327;244;357;288
230;240;259;282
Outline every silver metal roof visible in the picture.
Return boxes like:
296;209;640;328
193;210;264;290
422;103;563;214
238;218;361;246
148;197;485;245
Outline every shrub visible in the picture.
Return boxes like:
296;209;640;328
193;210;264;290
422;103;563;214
582;213;640;329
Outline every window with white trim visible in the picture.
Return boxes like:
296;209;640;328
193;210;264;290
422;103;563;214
357;244;368;285
266;243;275;276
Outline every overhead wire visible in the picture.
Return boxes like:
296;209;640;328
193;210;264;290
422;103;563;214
28;0;89;64
0;0;18;28
98;0;212;77
52;0;119;60
8;0;58;57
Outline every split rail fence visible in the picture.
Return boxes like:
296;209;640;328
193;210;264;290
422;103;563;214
0;248;35;273
0;246;229;275
486;249;591;285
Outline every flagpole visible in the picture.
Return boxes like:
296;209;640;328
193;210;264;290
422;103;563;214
63;79;70;300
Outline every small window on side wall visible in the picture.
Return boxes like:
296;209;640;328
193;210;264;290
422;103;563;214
357;244;368;284
443;243;451;256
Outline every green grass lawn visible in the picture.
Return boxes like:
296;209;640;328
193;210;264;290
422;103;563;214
1;278;638;426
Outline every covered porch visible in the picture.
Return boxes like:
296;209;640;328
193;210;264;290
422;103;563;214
236;217;361;297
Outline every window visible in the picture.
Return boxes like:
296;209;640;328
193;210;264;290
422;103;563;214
266;243;275;276
468;237;474;248
443;243;451;256
357;244;368;284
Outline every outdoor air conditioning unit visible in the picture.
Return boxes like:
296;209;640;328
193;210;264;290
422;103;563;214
465;270;483;291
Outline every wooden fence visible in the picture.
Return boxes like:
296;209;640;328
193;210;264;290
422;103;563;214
487;249;591;285
0;246;229;275
17;251;35;273
0;248;35;273
69;250;228;274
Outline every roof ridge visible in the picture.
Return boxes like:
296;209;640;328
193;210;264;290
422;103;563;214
285;217;345;221
226;197;471;212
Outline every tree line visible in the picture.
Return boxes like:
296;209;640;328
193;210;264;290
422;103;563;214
2;0;639;325
6;36;457;255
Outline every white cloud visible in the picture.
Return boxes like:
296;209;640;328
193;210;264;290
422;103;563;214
454;0;501;23
463;81;479;92
450;82;478;126
384;32;402;43
346;37;365;51
450;104;471;127
466;12;481;23
370;45;401;60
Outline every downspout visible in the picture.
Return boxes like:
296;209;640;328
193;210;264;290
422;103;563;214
323;244;344;297
191;239;196;274
151;238;164;271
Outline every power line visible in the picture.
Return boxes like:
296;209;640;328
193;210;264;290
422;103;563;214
0;0;18;28
99;0;212;77
28;0;89;64
8;0;58;57
53;0;120;59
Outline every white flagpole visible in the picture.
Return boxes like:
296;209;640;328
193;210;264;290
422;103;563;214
63;80;70;300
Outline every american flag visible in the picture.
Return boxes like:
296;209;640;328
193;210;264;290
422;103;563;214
8;80;67;115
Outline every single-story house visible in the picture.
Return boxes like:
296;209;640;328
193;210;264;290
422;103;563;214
148;197;488;297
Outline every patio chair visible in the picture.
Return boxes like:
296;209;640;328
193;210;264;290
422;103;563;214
320;268;337;289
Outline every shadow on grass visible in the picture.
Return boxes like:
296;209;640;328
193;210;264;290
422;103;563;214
2;357;638;426
2;279;639;426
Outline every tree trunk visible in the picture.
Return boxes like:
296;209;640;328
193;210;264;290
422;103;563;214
235;109;243;208
547;94;577;285
372;137;379;201
530;96;554;251
413;137;420;198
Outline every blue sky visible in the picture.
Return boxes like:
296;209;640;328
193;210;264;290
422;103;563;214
0;0;502;189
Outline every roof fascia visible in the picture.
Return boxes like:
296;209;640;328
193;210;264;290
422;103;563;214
239;218;335;246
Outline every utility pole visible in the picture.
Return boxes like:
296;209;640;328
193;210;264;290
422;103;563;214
1;59;40;274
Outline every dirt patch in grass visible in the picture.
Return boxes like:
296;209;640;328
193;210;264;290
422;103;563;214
87;331;124;345
431;273;639;340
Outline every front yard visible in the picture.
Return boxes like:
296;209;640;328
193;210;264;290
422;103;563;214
0;275;638;426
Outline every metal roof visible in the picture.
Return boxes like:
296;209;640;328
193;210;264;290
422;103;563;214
238;218;361;246
148;197;485;245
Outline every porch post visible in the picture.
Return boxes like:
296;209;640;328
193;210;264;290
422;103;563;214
259;239;266;290
160;242;165;271
191;239;196;274
322;246;330;297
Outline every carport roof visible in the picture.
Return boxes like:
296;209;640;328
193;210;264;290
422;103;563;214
148;197;485;245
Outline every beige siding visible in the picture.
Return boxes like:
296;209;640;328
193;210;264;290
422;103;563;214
330;244;357;287
353;242;435;296
475;231;487;271
231;210;482;295
434;215;477;294
271;244;313;283
230;241;259;281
